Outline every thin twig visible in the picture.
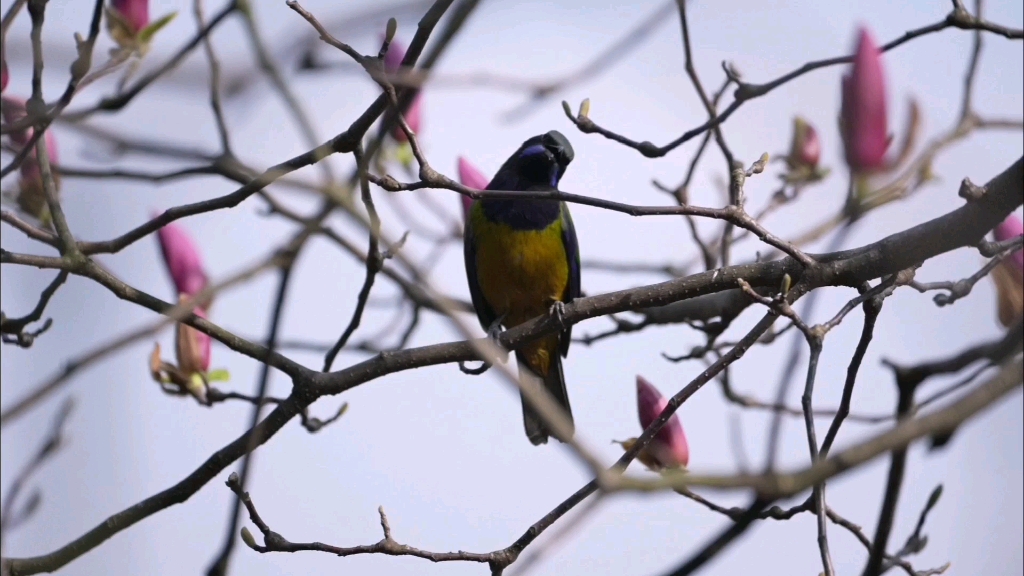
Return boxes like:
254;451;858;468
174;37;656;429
0;398;74;549
193;0;232;155
323;145;384;371
561;5;1021;159
820;295;884;457
0;270;67;347
226;473;495;564
863;368;917;576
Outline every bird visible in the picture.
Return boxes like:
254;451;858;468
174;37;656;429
463;130;581;445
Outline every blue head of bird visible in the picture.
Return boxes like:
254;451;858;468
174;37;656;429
492;130;575;190
477;131;575;229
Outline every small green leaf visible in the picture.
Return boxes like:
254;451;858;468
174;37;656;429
206;368;231;382
138;12;178;45
578;98;590;119
750;152;770;174
394;141;414;170
240;527;258;549
185;372;208;403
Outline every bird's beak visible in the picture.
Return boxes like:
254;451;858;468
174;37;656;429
542;131;574;167
544;143;566;166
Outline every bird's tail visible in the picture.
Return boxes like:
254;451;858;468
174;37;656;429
517;352;574;445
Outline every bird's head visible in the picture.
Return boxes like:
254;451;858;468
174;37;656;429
511;130;575;187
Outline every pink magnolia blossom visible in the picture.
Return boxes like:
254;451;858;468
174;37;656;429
991;215;1024;327
2;96;32;146
3;97;61;221
841;27;889;172
1;97;57;156
787;116;821;169
457;156;489;218
636;376;690;469
392;97;422;142
16;131;60;183
383;37;406;76
993;215;1024;273
383;39;422;141
155;218;209;298
110;0;149;35
175;306;211;375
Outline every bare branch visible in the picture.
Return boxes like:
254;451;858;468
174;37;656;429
226;473;495;565
323;145;384;372
561;5;1021;159
0;270;67;347
0;398;74;545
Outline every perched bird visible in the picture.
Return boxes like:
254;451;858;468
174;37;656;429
464;130;581;445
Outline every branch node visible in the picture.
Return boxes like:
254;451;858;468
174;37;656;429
957;176;986;201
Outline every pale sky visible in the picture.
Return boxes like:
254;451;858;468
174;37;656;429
2;0;1022;575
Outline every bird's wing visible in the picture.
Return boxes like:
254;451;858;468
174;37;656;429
559;202;581;357
464;210;499;331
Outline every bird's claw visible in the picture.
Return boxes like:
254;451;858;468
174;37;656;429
549;301;567;330
485;315;509;363
486;314;507;341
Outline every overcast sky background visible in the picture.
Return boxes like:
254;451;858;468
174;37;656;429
2;0;1022;575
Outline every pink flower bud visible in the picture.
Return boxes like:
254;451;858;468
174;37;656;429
17;129;59;180
0;96;57;155
383;38;407;74
392;94;422;142
2;96;31;146
993;215;1024;273
4;97;61;222
174;304;211;375
457;156;489;218
636;376;689;469
155;218;208;298
787;117;821;170
841;27;889;172
991;260;1023;328
382;38;423;142
16;130;60;226
110;0;149;35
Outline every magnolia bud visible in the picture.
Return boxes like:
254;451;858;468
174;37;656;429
155;219;209;299
992;215;1023;273
787;117;821;170
174;303;211;376
381;38;423;143
3;97;61;224
990;215;1023;327
991;261;1023;328
840;27;889;173
392;94;421;142
457;156;490;219
110;0;150;36
635;376;690;469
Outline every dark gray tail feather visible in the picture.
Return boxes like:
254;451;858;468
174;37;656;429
517;353;574;446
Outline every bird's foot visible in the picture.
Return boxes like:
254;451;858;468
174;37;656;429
486;314;507;341
485;315;509;363
548;301;568;330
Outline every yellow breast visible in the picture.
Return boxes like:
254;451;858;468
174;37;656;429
471;213;569;327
